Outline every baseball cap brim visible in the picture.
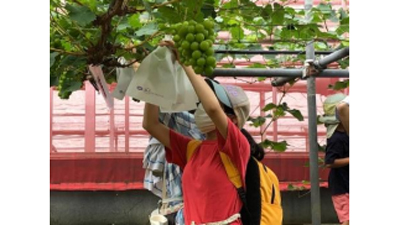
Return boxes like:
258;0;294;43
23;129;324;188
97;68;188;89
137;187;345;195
204;78;233;109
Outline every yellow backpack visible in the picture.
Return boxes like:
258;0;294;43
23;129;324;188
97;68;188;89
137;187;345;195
187;140;283;225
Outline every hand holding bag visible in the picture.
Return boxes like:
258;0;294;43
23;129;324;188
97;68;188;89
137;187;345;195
125;46;178;108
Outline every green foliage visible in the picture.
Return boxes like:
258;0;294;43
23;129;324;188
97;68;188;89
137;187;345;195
329;79;349;90
136;23;158;36
260;102;304;122
50;0;349;153
65;4;96;26
248;116;267;128
260;139;289;152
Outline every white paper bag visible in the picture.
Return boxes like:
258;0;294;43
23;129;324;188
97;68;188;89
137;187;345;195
160;64;198;112
112;58;135;100
125;46;178;108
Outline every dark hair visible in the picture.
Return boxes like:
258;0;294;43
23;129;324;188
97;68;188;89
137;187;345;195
240;128;265;161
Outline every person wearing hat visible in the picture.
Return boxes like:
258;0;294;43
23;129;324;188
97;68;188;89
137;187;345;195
319;93;349;225
143;40;252;225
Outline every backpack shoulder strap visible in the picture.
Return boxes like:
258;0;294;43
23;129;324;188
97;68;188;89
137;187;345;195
218;152;243;189
186;140;202;162
186;141;244;190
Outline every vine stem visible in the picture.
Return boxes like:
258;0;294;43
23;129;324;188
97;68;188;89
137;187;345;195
260;83;294;136
50;47;85;56
124;31;163;51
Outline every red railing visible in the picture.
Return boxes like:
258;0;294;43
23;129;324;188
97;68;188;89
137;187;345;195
50;77;346;154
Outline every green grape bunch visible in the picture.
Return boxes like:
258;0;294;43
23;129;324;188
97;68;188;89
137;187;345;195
169;19;217;76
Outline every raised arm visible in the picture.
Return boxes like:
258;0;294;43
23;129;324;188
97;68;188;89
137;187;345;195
182;65;229;139
142;103;171;149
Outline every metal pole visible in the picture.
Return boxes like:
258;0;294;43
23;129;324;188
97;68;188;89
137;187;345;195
271;69;349;86
271;76;297;87
213;68;301;77
272;47;349;86
212;68;349;78
85;81;96;153
125;96;130;153
314;47;349;69
214;50;333;55
50;87;53;152
305;0;321;224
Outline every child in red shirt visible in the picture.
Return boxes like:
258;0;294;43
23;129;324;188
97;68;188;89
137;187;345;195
143;41;251;224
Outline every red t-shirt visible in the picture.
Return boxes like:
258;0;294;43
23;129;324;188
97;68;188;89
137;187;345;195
165;118;250;224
